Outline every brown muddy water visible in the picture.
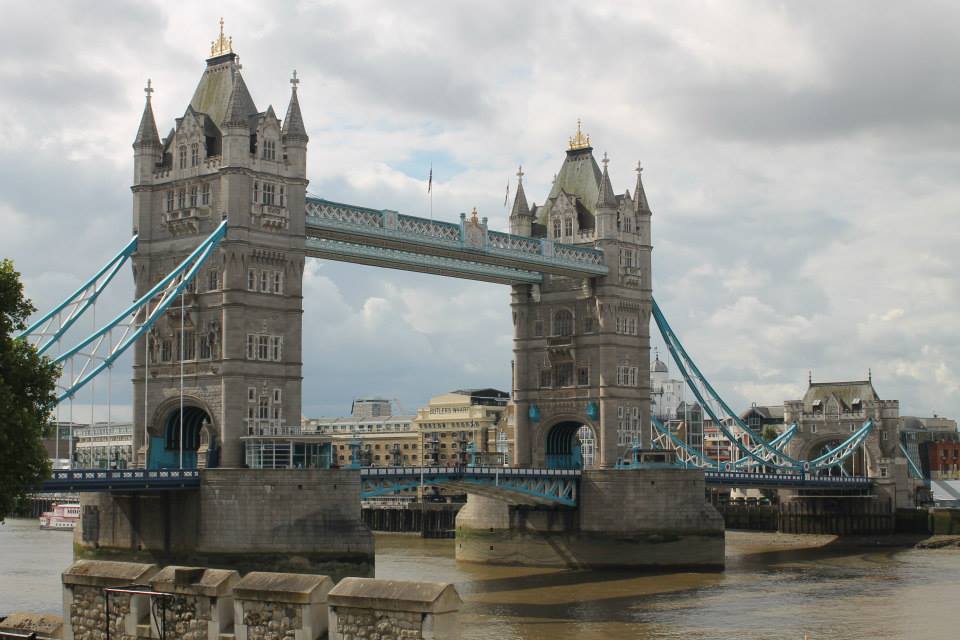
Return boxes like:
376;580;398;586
1;518;956;639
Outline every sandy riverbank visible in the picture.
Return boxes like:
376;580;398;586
725;529;960;553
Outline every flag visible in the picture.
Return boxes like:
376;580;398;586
504;180;510;208
427;164;432;194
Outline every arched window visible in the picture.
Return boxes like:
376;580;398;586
191;143;200;166
553;309;573;337
552;218;561;238
178;146;187;169
564;218;573;237
623;216;632;233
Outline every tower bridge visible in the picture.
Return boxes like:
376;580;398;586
21;25;914;574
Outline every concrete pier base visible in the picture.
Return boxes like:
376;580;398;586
74;469;374;581
455;468;724;570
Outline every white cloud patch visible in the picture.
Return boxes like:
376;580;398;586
3;0;959;422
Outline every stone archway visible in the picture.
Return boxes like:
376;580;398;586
805;437;868;477
543;420;595;469
147;398;217;469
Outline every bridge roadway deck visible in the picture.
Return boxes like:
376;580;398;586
39;467;871;497
304;197;609;284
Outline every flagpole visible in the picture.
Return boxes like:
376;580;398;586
428;162;433;221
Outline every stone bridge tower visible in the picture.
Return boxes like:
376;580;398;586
130;24;307;468
510;124;652;469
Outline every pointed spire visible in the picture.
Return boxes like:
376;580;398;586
222;70;251;129
282;70;308;142
134;79;161;148
510;165;530;219
596;152;617;209
634;161;651;213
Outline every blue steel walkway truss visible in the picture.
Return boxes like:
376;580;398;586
360;467;580;506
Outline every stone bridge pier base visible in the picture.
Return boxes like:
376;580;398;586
74;469;374;582
455;468;725;570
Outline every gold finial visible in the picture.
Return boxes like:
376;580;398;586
210;17;234;58
470;207;479;224
568;118;591;150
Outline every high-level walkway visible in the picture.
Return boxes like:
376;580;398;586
305;198;609;284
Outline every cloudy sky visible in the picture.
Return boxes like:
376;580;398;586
2;1;958;423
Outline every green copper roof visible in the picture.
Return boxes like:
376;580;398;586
535;147;603;226
189;57;257;131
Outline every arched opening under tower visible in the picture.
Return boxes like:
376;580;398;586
147;405;216;469
807;439;867;477
545;421;595;469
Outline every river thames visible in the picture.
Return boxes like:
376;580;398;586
1;518;956;639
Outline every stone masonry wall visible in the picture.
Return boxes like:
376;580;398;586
68;586;132;640
237;600;303;640
332;606;424;640
160;594;211;640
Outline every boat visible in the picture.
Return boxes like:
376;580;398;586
39;503;80;530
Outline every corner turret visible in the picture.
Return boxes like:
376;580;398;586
133;79;162;184
282;70;308;176
594;153;618;238
509;165;531;236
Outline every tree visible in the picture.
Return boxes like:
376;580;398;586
0;259;59;520
761;424;780;443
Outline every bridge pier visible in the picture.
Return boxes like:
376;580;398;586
455;468;724;570
74;469;374;581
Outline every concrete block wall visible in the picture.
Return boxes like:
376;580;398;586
61;561;461;640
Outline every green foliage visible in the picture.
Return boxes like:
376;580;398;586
0;259;59;520
761;424;780;443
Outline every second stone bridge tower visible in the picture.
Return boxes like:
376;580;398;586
510;124;653;469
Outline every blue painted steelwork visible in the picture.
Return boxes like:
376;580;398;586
304;197;608;279
730;423;799;469
652;298;801;469
52;221;227;402
899;442;926;480
704;470;871;490
18;235;138;355
652;298;876;474
359;466;580;506
40;468;200;493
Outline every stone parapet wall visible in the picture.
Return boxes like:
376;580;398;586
61;562;460;640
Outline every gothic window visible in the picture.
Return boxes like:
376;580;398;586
191;143;200;167
272;271;283;294
539;369;552;388
257;335;270;360
201;183;211;206
552;218;561;238
553;309;573;337
621;249;634;268
258;396;270;421
279;185;286;208
161;339;172;362
165;191;174;212
564;218;573;237
271;336;282;361
623;216;632;233
272;388;282;403
246;334;256;359
207;270;219;291
176;190;186;209
577;366;590;386
253;181;260;203
262;183;276;205
178;146;187;169
262;139;276;161
177;330;196;361
189;185;198;208
584;314;595;334
198;334;211;359
259;271;269;292
556;362;574;387
247;269;257;291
